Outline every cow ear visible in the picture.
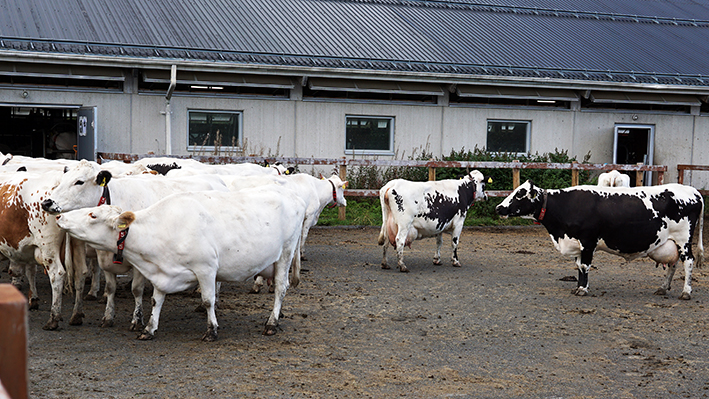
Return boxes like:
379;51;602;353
286;167;295;175
96;170;113;187
115;211;136;230
63;166;69;173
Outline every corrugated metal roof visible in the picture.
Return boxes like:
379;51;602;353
1;0;709;87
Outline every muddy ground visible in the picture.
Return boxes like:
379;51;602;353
3;225;709;399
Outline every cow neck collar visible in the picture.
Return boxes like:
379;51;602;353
327;179;338;208
534;190;548;224
113;228;129;264
97;185;111;206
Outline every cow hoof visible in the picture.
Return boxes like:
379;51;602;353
43;319;60;331
432;259;442;265
654;288;668;296
83;294;98;301
249;287;261;294
202;328;218;342
679;292;691;300
137;332;155;340
69;313;84;326
573;287;588;296
100;318;114;328
399;266;409;273
452;262;461;268
263;325;278;336
381;264;391;270
290;276;300;288
28;299;40;311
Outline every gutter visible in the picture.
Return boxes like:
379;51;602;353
162;64;176;155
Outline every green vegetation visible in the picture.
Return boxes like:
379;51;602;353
318;146;595;227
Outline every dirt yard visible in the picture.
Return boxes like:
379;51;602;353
4;225;709;398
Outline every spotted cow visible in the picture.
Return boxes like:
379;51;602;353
377;171;488;272
496;180;704;299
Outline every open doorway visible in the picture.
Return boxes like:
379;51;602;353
613;124;655;186
0;106;79;159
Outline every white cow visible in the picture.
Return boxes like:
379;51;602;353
131;156;290;177
0;170;89;330
42;160;229;330
598;170;631;187
378;170;488;272
226;173;348;293
56;187;307;341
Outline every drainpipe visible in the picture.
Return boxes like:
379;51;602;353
164;65;177;155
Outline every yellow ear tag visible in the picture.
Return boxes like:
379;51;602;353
117;223;127;229
487;177;493;183
99;178;107;187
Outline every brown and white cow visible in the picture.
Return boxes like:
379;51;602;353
378;170;488;272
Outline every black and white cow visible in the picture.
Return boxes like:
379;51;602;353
377;170;488;272
496;180;705;299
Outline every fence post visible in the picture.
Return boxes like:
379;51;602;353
677;167;684;184
571;162;579;186
428;159;436;181
512;160;520;188
338;161;347;221
636;163;644;186
0;284;28;399
658;171;664;185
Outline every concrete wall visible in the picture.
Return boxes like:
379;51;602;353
1;86;707;188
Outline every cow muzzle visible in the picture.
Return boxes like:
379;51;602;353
41;199;61;214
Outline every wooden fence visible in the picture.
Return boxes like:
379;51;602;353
98;152;667;220
677;164;709;195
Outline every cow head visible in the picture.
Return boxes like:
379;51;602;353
496;180;545;218
326;174;348;207
42;160;111;214
55;205;135;252
465;170;488;202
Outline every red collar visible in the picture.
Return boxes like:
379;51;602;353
327;180;338;208
97;185;111;206
534;191;548;224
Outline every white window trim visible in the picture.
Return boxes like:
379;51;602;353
187;109;243;152
344;115;395;156
486;119;531;156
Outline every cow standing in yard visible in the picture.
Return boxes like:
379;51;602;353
496;180;704;299
378;170;488;272
42;160;229;330
55;187;307;341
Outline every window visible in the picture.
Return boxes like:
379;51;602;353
486;120;530;154
188;110;241;150
345;116;394;155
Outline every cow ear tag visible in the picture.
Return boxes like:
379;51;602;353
98;177;107;187
117;223;127;229
487;177;493;183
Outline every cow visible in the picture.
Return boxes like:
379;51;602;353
55;186;307;341
0;170;90;330
377;170;488;272
227;173;348;293
496;180;705;299
131;156;291;177
598;170;631;187
42;159;229;330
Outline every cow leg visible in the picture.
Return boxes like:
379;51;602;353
195;273;219;342
139;288;167;340
42;259;65;330
69;242;88;326
129;269;146;331
678;257;694;300
573;249;594;296
265;252;293;336
450;228;464;267
101;270;118;328
84;258;101;301
433;234;443;265
23;263;40;310
655;261;677;296
394;228;410;273
381;240;391;269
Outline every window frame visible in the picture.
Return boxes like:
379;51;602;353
187;109;243;152
485;119;531;155
344;115;395;156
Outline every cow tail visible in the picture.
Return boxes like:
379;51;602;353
377;187;390;246
697;199;705;268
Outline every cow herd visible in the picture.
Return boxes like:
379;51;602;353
0;153;705;342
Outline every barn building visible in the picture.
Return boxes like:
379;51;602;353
1;0;708;186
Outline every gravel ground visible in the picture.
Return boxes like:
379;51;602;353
4;225;709;399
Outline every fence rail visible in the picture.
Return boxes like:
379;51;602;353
98;152;668;219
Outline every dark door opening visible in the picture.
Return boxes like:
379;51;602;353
614;124;655;186
0;106;78;159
